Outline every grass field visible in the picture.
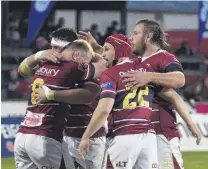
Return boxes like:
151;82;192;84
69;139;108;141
1;152;208;169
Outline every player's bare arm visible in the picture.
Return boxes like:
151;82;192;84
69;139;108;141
158;88;201;145
122;71;185;90
18;49;62;77
78;31;104;54
78;98;114;159
34;81;100;104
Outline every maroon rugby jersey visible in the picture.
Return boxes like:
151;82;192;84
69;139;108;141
64;80;106;138
152;98;180;138
135;49;183;138
18;60;95;142
99;60;155;136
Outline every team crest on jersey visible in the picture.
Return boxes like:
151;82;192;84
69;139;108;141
101;82;113;89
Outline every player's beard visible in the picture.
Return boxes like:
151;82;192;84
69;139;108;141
133;36;146;56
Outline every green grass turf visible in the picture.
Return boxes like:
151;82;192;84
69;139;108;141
1;152;208;169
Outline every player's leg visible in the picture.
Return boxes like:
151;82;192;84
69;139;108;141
84;137;107;169
169;137;184;169
134;133;158;169
25;134;62;169
102;137;113;169
108;135;140;169
62;137;76;169
157;134;174;169
14;133;38;169
157;135;184;169
63;136;85;169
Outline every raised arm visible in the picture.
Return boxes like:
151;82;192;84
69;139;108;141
78;31;104;55
18;50;62;77
158;88;201;145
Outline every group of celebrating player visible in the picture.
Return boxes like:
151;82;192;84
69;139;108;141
14;19;201;169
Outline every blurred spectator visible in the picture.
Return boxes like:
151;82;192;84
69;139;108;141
104;20;119;39
111;20;119;32
6;69;22;99
6;26;21;47
19;18;28;39
183;76;204;103
90;24;101;44
8;27;20;41
33;36;50;53
53;17;65;30
18;18;28;46
175;40;194;56
8;15;19;30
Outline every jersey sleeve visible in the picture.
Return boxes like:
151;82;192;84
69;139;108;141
99;71;117;99
160;53;184;73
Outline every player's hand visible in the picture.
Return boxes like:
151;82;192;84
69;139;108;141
122;71;151;90
78;138;89;161
40;50;63;63
190;125;201;145
34;87;48;104
78;31;98;48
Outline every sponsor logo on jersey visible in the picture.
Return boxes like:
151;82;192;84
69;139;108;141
146;63;150;67
116;161;128;168
119;68;147;77
101;82;113;89
36;66;59;76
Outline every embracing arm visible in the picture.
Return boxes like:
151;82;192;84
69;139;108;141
158;88;201;144
18;50;61;77
35;81;100;105
53;81;100;104
18;53;41;77
147;71;185;88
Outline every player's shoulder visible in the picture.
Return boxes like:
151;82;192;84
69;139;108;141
156;50;177;59
102;60;133;76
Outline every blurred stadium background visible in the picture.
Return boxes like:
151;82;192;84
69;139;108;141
1;1;208;169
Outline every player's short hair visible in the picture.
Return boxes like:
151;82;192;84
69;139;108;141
136;19;170;49
50;27;78;42
66;39;95;57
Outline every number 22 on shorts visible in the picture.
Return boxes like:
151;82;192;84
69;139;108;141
31;78;44;104
123;86;149;108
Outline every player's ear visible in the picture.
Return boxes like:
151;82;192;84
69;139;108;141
147;33;153;43
71;50;80;61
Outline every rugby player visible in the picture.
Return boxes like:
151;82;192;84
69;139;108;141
122;19;201;169
78;21;200;169
14;36;104;169
34;33;132;169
